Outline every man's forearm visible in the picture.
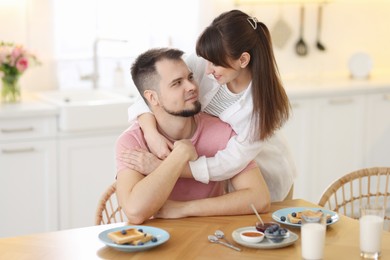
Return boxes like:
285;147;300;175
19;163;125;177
118;146;192;224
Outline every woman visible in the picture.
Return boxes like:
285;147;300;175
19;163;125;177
125;10;296;201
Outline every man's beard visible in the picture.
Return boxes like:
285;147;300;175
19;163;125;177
163;101;202;117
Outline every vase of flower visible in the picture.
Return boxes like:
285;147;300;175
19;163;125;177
0;41;39;104
1;73;21;103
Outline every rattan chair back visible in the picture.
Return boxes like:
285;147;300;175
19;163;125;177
95;182;127;225
318;167;390;230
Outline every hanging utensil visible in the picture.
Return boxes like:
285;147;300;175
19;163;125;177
271;5;292;49
316;4;326;51
295;5;308;56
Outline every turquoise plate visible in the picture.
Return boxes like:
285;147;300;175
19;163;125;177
98;225;170;252
272;207;340;227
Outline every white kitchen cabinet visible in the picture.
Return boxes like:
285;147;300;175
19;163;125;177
0;115;58;238
283;93;366;203
365;92;390;167
281;98;315;200
58;130;122;230
312;94;366;202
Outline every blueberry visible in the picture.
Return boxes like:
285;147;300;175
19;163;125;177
271;225;279;232
137;242;144;246
327;218;332;224
151;237;158;243
292;212;296;217
298;220;302;224
121;229;127;235
280;216;286;222
280;228;288;236
266;224;280;234
138;228;143;233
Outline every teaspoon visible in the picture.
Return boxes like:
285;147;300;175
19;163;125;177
215;230;235;248
208;235;241;251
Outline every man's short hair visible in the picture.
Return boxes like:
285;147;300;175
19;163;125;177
131;48;184;97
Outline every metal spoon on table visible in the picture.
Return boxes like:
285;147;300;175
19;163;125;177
215;230;237;249
208;235;242;251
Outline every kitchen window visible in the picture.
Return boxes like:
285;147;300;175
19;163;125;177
52;0;200;90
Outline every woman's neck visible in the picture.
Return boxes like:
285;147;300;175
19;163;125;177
227;68;252;94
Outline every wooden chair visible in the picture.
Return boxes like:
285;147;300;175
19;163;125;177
318;167;390;231
95;182;127;225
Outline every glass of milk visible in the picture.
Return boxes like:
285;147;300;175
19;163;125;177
360;204;385;259
301;211;326;260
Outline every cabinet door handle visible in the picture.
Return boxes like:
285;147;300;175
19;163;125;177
328;98;354;105
1;127;34;133
2;147;35;154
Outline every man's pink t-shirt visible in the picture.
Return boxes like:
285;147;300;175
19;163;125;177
116;112;256;201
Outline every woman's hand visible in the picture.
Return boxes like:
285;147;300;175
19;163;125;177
173;140;198;162
144;130;174;159
121;147;162;175
154;200;187;219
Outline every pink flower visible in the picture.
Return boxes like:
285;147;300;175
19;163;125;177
16;57;29;72
0;42;39;78
11;46;23;58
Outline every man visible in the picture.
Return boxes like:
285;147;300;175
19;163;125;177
115;48;270;224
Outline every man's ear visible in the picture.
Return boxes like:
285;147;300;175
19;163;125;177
144;90;159;106
239;52;251;68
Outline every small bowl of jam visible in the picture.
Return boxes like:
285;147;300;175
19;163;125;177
240;230;264;243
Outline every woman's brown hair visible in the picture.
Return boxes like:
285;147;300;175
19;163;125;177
196;10;290;141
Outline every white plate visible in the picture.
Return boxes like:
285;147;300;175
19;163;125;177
272;207;340;227
348;52;373;79
98;225;170;252
232;226;298;249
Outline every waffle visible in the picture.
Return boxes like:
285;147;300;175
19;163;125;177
108;228;152;245
287;210;330;224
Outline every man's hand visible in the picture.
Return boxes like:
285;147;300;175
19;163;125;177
120;147;162;175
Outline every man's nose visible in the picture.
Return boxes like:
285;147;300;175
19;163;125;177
186;80;198;92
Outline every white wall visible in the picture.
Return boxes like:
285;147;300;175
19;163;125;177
200;1;390;82
0;0;56;91
1;0;389;91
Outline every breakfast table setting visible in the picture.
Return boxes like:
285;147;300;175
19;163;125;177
1;198;389;259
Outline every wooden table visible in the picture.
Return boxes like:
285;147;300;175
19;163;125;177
1;199;389;259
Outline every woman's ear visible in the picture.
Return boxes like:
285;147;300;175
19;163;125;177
239;52;251;68
144;90;159;106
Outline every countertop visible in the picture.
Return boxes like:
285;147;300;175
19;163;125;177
283;73;390;98
1;75;390;118
0;94;58;119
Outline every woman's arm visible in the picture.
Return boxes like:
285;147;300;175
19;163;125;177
128;98;173;159
189;135;263;183
127;97;151;123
